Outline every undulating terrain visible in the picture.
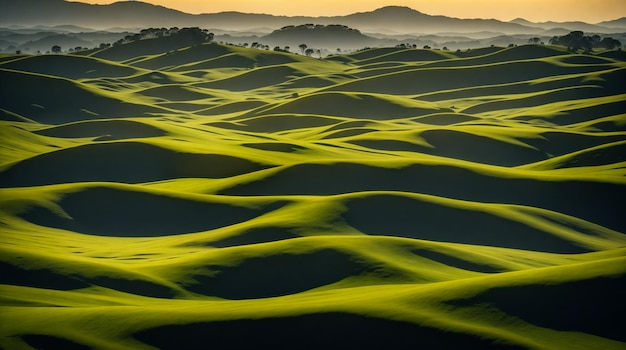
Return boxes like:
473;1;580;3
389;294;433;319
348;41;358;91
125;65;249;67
0;39;625;349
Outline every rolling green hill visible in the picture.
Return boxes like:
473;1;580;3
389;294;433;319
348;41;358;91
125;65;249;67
0;41;625;349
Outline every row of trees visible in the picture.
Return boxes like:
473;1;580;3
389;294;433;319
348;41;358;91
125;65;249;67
224;41;323;57
46;27;215;54
112;27;214;47
547;31;622;52
298;44;322;57
394;43;449;50
278;24;361;33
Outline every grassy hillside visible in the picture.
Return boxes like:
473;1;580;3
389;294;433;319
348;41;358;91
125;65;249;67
0;41;625;349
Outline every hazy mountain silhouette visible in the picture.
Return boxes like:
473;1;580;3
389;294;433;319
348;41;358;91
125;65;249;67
1;0;191;28
2;1;624;54
597;17;626;29
3;1;619;35
510;18;620;33
341;6;537;34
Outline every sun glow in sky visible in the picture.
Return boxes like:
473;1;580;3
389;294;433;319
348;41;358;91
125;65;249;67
75;0;625;23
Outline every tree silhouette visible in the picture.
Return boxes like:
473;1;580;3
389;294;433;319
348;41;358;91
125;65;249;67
299;44;308;54
304;48;315;56
599;37;622;50
177;27;214;45
51;45;61;54
548;31;611;52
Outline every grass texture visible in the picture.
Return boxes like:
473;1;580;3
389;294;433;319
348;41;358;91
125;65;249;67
0;42;625;349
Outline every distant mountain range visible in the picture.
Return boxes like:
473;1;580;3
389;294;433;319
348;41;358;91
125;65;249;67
2;1;625;35
2;1;625;54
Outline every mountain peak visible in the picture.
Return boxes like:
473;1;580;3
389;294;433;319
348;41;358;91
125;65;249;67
373;6;424;14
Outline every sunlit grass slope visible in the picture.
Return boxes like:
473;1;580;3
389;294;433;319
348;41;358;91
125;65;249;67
1;41;625;349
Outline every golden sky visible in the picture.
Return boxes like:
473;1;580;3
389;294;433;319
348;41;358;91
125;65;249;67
76;0;626;23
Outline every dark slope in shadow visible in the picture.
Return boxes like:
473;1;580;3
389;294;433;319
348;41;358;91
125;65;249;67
243;142;306;153
589;119;626;132
0;69;163;124
184;249;369;299
279;75;337;88
453;47;510;58
559;55;617;65
412;113;478;125
130;44;233;69
33;120;167;140
321;128;377;139
598;50;626;61
196;65;302;91
342;194;588;253
420;67;625;103
0;142;270;187
221;163;626;233
355;48;452;64
0;260;176;298
209;115;338;133
461;86;609;114
255;92;444;120
94;39;226;63
549;141;626;169
350;130;547;166
0;54;137;79
169;53;257;70
0;261;90;290
420;130;546;166
138;85;212;101
134;313;523;350
520;131;626;157
449;274;626;342
523;99;626;125
322;120;374;132
345;47;404;60
412;249;504;273
170;51;298;71
329;61;612;95
87;275;176;298
22;335;90;350
421;45;566;69
121;71;178;84
20;186;286;237
208;227;301;248
197;101;266;115
348;139;428;153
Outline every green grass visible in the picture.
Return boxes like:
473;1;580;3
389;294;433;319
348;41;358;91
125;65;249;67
0;41;625;349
